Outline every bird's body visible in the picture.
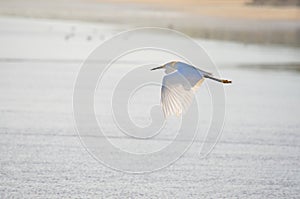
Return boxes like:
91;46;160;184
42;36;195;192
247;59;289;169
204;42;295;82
151;61;231;117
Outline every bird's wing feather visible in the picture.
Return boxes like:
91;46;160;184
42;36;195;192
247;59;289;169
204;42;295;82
161;70;204;117
177;61;213;76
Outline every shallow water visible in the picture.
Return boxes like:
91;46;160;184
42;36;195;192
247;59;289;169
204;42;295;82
0;16;299;198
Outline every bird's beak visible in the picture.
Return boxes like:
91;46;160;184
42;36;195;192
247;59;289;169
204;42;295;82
151;66;164;71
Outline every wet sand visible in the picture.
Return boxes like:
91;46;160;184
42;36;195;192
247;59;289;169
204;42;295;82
0;16;300;198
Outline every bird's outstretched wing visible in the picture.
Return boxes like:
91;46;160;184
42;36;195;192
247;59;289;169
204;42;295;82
176;61;213;76
161;69;204;117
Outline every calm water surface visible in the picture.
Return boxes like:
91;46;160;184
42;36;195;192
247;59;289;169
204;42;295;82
0;17;299;198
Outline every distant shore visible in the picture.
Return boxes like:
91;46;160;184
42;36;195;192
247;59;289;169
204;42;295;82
0;0;299;46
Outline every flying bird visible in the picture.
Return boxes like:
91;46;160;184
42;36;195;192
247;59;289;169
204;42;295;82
151;61;231;117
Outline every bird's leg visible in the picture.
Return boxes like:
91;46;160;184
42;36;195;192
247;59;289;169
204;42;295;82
204;75;232;84
221;79;232;84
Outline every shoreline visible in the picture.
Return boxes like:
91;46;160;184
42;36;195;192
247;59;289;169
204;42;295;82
0;0;299;46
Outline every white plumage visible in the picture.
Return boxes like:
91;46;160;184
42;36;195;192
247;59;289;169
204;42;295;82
151;61;231;118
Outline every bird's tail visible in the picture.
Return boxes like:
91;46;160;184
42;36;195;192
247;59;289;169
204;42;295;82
204;75;232;84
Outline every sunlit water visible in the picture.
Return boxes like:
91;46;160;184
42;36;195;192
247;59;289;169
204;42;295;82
0;16;299;198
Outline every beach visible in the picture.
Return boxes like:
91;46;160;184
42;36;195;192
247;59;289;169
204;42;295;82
0;0;299;46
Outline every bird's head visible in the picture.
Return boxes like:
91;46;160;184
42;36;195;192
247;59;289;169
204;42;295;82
151;61;178;73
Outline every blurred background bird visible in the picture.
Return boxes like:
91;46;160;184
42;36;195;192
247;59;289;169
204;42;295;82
151;61;231;117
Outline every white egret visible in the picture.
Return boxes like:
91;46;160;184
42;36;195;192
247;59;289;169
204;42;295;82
151;61;231;117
